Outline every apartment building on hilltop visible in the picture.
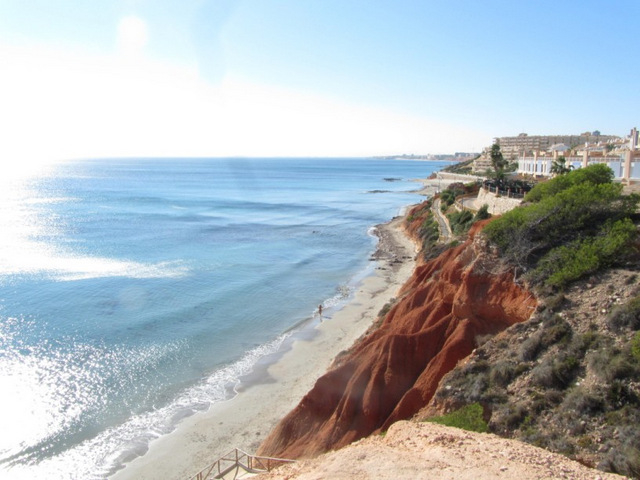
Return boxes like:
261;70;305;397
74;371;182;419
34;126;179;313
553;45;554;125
517;128;639;182
472;128;639;181
496;132;619;157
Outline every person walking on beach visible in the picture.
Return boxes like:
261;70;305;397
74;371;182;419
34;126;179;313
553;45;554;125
318;304;323;317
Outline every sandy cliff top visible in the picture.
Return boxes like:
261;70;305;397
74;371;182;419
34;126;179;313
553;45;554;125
259;420;626;480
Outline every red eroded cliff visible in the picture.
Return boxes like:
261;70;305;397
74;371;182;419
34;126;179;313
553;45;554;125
258;220;536;459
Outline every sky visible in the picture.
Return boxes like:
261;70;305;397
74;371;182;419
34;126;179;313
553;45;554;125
0;0;638;165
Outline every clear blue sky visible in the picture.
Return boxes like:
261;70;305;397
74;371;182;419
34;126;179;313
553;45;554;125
0;0;638;164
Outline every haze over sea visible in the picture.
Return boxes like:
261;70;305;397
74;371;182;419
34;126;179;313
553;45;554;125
0;157;447;479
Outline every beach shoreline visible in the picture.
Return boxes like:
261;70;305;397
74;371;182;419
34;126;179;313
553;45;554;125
110;212;420;480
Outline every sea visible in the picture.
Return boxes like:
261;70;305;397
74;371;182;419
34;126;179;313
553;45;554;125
0;157;448;479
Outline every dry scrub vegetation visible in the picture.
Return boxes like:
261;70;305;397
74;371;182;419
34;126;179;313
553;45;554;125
421;166;640;478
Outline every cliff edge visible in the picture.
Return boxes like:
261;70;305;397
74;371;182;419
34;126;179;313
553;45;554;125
258;219;537;459
258;420;626;480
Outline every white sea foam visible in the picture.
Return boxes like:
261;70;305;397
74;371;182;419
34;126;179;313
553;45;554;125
0;196;187;281
0;178;188;282
52;257;190;281
0;333;292;480
23;196;81;205
0;240;189;281
322;283;355;310
0;326;184;479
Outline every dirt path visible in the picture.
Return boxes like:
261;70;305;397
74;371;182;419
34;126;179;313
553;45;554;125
431;198;453;242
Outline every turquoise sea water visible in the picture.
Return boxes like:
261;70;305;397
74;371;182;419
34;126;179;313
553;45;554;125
0;158;447;479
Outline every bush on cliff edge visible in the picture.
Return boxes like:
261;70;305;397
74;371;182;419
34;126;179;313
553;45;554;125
483;164;640;289
426;403;488;433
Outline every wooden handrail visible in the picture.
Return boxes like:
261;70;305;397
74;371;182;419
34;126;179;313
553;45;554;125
187;448;295;480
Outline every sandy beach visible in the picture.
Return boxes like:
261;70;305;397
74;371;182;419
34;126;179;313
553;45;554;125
111;213;419;480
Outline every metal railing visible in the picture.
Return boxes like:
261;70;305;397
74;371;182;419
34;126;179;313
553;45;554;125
454;192;480;213
188;448;295;480
481;185;526;199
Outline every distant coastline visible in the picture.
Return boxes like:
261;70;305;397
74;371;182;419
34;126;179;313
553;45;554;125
374;153;478;162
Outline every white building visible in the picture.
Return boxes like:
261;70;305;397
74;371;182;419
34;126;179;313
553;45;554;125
517;128;639;181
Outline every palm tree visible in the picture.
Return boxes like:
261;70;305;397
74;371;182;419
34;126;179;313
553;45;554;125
550;156;572;176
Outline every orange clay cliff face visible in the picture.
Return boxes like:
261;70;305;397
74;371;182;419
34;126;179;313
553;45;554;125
257;219;537;460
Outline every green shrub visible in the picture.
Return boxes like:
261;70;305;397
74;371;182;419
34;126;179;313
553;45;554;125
406;201;431;226
606;380;640;409
440;184;466;208
588;348;636;383
542;432;576;455
606;404;640;426
519;334;544;361
474;204;491;221
501;403;529;430
544;293;565;311
578;436;594;449
632;332;640;361
446;205;491;237
561;387;605;415
483;164;639;287
489;361;516;387
543;389;564;406
417;218;440;259
608;295;640;331
601;444;640;478
378;298;396;319
531;354;579;390
519;315;571;361
440;189;456;207
531;219;638;288
487;182;636;265
524;163;614;203
541;315;572;344
426;403;488;433
448;210;474;235
580;330;601;350
463;359;490;374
